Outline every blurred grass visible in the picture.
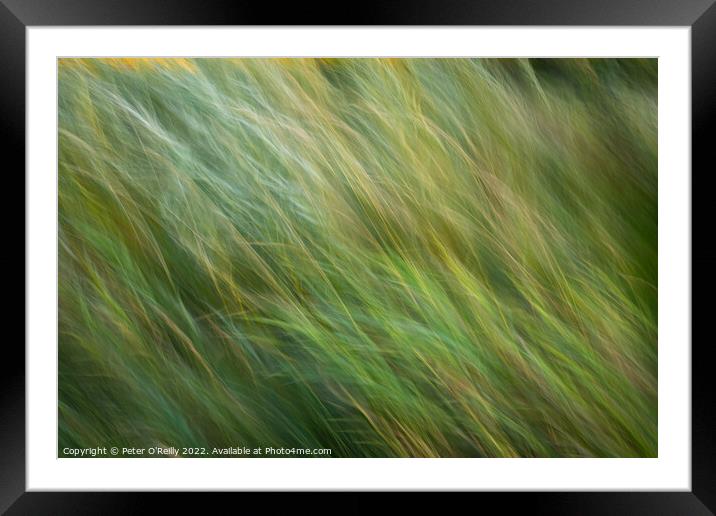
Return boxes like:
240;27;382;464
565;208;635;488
58;58;657;457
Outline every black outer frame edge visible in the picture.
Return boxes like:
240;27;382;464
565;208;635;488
0;0;714;26
692;0;716;513
0;1;26;515
1;492;713;516
4;0;715;513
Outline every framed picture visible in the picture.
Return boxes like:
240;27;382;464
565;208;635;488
7;0;715;511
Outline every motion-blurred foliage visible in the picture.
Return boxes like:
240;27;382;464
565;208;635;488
59;58;657;457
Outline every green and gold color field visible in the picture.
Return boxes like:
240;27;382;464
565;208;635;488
59;58;657;457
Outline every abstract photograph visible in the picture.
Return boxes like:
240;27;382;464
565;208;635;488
58;58;657;458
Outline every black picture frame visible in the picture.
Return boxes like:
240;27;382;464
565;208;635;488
4;1;715;513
